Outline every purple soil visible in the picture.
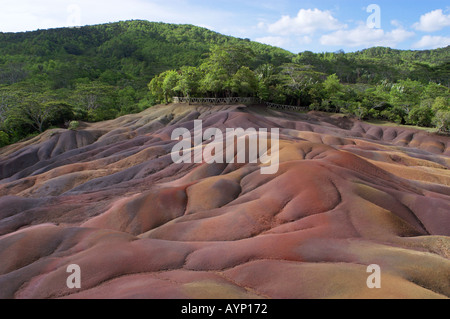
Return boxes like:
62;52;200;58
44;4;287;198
0;103;449;299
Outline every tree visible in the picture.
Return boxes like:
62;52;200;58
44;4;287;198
205;44;255;76
341;101;368;120
255;63;276;81
148;73;165;104
322;74;345;111
294;51;319;66
0;93;11;128
195;44;255;98
72;82;117;121
433;110;450;133
307;82;324;109
0;63;28;85
176;66;201;99
162;70;180;104
389;79;424;114
0;130;9;147
407;106;434;127
422;82;449;100
381;105;409;124
19;97;59;132
0;87;33;139
199;65;230;98
432;96;449;112
255;64;277;101
275;64;324;106
117;86;137;115
230;67;258;96
323;74;343;96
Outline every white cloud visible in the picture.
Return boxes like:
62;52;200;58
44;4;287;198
0;0;234;33
0;0;66;32
413;9;450;32
256;34;313;48
257;21;266;29
265;8;345;36
297;36;313;45
255;36;288;47
320;24;415;48
391;20;402;28
413;35;450;49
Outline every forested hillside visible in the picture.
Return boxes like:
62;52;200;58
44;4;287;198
0;20;294;146
0;20;449;148
149;43;449;134
297;46;449;85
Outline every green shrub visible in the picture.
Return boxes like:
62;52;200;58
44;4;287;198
0;131;9;147
433;110;450;133
432;96;449;112
407;106;434;127
68;121;80;130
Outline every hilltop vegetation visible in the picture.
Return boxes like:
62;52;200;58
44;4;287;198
0;20;449;147
150;44;449;133
0;20;293;146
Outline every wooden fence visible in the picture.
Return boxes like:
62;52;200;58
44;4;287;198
173;97;257;105
173;97;309;112
265;102;309;112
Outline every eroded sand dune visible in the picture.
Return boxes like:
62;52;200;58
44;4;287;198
0;104;449;299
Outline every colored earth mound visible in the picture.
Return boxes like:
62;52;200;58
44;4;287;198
0;104;449;299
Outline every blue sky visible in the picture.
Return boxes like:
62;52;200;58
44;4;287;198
0;0;449;53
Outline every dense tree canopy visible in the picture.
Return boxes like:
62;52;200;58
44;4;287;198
149;44;449;133
0;20;293;144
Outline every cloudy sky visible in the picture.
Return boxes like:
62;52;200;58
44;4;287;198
0;0;449;53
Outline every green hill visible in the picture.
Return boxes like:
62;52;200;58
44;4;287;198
0;20;449;146
295;46;449;85
0;20;293;90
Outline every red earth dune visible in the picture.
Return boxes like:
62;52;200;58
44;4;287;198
0;103;449;299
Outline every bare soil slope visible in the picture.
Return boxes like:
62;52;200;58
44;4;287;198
0;104;449;299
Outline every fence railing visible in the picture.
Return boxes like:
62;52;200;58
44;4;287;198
265;102;309;112
173;97;309;112
173;97;257;105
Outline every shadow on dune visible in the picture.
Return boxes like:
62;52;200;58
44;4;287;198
0;104;449;299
